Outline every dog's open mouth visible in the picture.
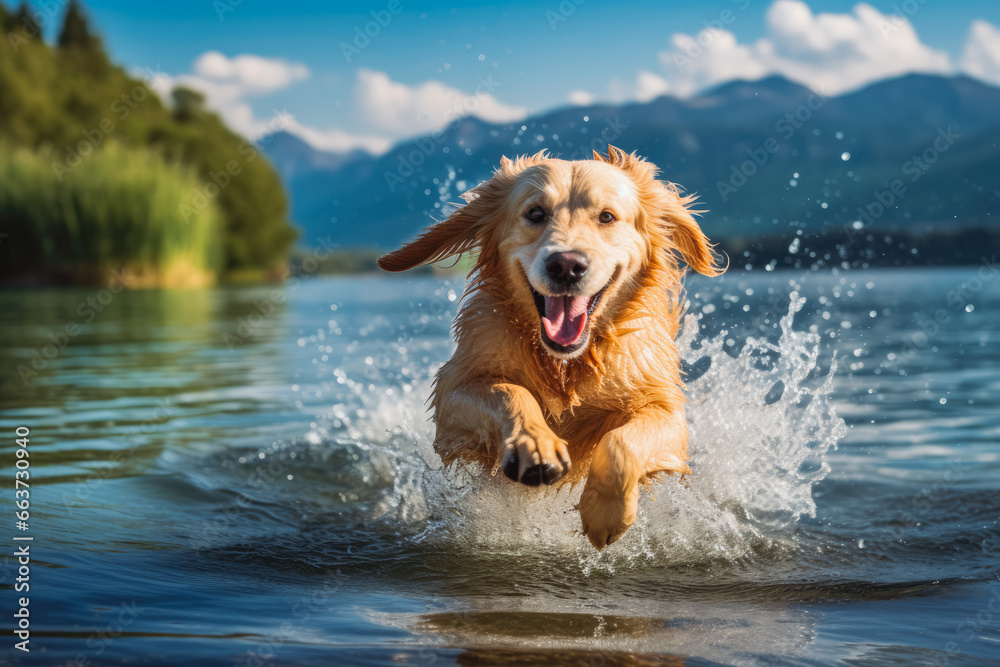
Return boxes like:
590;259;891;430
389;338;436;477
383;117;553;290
530;281;611;353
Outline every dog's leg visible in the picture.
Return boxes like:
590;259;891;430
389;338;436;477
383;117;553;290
578;407;691;549
435;382;571;486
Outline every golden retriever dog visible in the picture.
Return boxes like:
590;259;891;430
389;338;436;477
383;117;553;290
378;146;723;549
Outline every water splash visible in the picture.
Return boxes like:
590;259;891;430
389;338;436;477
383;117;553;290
291;291;846;572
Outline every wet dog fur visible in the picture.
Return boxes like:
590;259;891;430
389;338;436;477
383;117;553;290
378;146;723;549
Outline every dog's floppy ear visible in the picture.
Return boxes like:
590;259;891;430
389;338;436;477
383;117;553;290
377;204;481;272
377;152;546;272
661;194;725;276
376;178;504;272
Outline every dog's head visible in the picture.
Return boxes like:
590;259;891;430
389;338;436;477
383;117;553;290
378;146;723;359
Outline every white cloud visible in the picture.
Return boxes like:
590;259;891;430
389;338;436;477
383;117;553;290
961;20;1000;86
153;56;528;155
151;52;312;141
568;89;594;106
285;70;526;151
635;70;670;102
657;1;952;97
662;30;768;97
353;69;527;138
192;51;309;95
152;53;387;153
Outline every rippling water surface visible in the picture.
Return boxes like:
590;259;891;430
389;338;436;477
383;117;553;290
1;267;998;666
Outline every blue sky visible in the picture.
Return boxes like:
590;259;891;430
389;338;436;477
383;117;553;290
37;0;1000;153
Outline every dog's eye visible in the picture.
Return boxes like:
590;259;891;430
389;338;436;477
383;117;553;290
524;206;547;224
599;210;617;224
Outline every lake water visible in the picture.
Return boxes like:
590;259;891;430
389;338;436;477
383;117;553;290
1;267;999;666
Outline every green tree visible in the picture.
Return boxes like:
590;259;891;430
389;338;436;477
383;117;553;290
11;3;41;41
58;0;101;49
56;0;109;77
171;87;206;122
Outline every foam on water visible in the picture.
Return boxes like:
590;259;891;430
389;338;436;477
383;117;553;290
301;291;846;572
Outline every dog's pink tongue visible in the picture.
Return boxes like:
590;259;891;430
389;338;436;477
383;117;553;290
542;295;589;346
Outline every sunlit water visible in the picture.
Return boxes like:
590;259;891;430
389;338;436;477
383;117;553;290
1;268;998;666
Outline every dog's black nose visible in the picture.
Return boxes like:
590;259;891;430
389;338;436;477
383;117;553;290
545;252;589;285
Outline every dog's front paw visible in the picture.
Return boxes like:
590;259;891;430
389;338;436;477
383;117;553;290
578;478;639;550
500;430;571;486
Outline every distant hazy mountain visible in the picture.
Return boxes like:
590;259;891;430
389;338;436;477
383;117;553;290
262;130;364;178
263;74;1000;249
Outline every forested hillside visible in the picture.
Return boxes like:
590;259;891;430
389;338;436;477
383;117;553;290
0;1;297;285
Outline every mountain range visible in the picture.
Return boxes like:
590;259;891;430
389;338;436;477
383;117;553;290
263;74;1000;251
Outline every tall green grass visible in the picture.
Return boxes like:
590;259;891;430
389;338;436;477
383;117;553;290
0;143;223;287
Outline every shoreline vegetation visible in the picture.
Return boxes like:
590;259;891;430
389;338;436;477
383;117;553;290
1;144;222;288
0;1;296;288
